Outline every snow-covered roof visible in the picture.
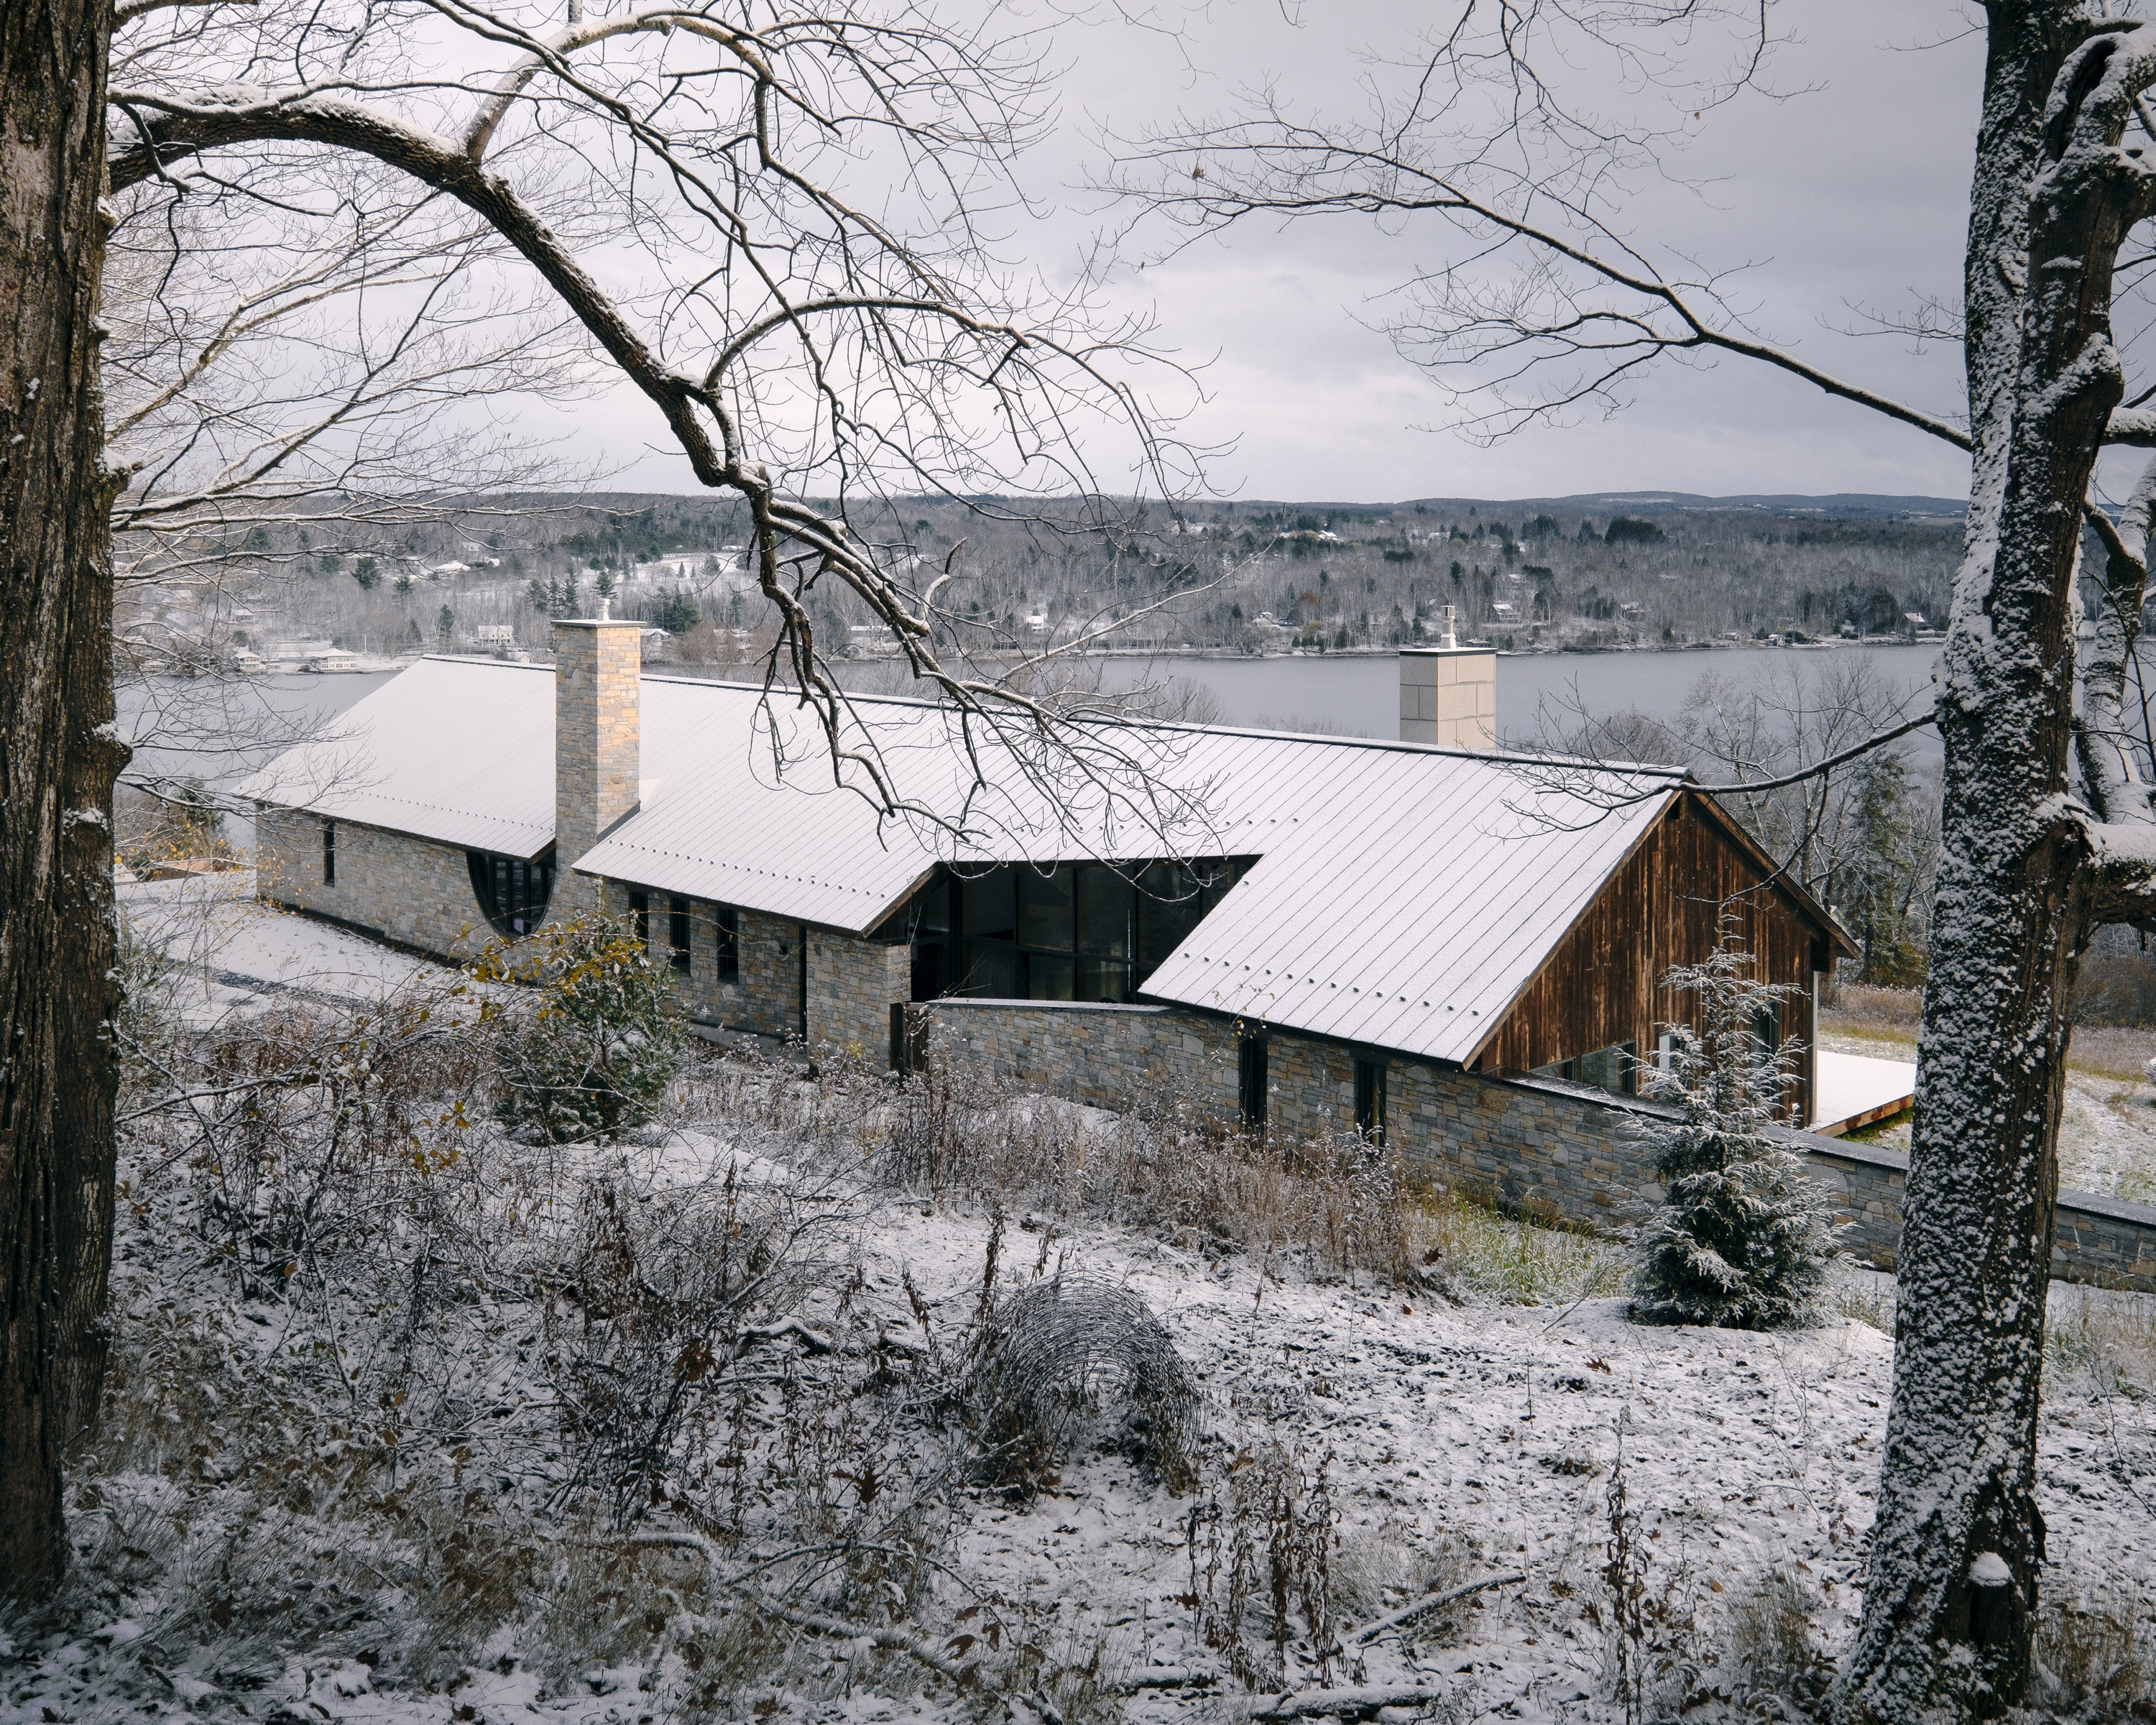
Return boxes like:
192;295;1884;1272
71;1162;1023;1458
236;657;557;858
244;656;1714;1065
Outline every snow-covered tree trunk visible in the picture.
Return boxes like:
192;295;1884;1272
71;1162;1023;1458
1838;14;2156;1718
0;0;124;1596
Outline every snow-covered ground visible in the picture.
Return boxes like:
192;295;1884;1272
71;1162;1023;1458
14;909;2149;1723
121;871;463;1028
12;1109;2154;1725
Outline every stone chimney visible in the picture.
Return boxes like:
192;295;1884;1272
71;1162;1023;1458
1399;609;1496;748
551;610;643;920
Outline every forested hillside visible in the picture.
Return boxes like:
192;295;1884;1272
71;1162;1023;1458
117;492;1970;669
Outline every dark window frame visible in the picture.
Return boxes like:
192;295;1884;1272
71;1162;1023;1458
628;890;649;946
908;857;1255;1005
714;903;740;980
668;897;692;973
322;818;336;887
1238;1036;1269;1129
1353;1056;1387;1145
466;848;556;938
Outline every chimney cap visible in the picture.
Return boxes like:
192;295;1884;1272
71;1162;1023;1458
551;613;645;630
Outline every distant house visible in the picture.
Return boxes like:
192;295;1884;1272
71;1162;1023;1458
303;648;364;673
241;630;1854;1160
472;625;517;651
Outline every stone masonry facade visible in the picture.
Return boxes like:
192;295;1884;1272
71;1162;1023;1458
257;807;492;957
918;997;2156;1292
1398;646;1497;749
600;881;806;1039
806;930;912;1057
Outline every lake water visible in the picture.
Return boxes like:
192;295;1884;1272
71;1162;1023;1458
123;643;1951;801
1092;643;1947;760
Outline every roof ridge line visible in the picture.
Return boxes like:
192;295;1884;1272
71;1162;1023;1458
627;668;1687;779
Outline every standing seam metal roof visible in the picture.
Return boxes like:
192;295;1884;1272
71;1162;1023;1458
239;656;1689;1066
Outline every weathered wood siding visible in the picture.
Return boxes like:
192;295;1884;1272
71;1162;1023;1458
1470;791;1838;1122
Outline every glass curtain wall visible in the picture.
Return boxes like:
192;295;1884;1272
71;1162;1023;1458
907;859;1249;1003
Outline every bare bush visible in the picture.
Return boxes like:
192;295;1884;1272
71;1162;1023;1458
2033;1573;2156;1720
1332;1520;1482;1649
1718;1565;1833;1717
476;915;686;1144
877;1042;1427;1287
1184;1442;1339;1693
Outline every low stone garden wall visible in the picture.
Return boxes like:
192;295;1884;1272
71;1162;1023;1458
911;997;2156;1292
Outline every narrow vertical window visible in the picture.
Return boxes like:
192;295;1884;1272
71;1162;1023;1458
1751;1004;1780;1057
628;891;649;946
322;819;336;887
669;897;691;972
716;904;740;979
1238;1036;1269;1129
1353;1057;1386;1146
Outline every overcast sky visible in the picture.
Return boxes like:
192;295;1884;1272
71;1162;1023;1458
550;1;2007;505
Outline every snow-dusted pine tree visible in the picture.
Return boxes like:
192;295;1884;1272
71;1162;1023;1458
1629;928;1838;1332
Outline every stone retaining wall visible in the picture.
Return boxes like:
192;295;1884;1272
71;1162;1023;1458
915;997;2156;1292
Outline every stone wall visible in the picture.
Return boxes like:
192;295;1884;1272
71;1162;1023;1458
255;806;489;958
920;999;1240;1106
604;882;804;1039
913;997;2156;1292
806;931;911;1057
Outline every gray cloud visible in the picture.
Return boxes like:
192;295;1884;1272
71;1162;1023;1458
587;1;2004;502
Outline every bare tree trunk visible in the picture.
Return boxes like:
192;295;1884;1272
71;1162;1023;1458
0;0;124;1596
1838;12;2156;1718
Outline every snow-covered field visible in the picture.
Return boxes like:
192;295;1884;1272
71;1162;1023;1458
120;872;459;1027
11;1114;2155;1724
6;903;2149;1724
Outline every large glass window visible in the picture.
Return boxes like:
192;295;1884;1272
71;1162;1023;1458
1018;866;1074;950
467;848;555;938
908;857;1253;1003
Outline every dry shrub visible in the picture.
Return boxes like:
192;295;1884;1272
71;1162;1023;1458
875;1045;1426;1286
2075;949;2156;1031
1332;1519;1480;1646
1417;1188;1625;1305
1820;983;1922;1043
1825;975;2156;1078
965;1273;1199;1494
2059;1023;2156;1084
1716;1564;1831;1716
115;778;236;873
2035;1574;2156;1719
539;1161;850;1524
1184;1442;1338;1693
2043;1284;2156;1399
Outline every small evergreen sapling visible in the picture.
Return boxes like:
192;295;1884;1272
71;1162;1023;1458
1629;929;1840;1330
